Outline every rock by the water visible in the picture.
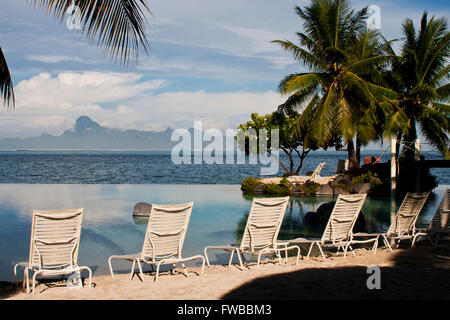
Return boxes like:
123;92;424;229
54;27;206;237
304;201;367;233
332;186;350;195
354;183;371;194
133;202;152;216
316;184;333;195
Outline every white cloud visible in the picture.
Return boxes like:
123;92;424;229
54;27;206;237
26;55;86;64
0;71;284;138
14;72;166;109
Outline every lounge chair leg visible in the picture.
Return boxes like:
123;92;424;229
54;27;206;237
372;238;379;255
349;245;356;256
108;256;114;277
433;234;440;247
236;250;244;268
13;264;19;284
317;243;327;261
383;235;393;252
228;250;235;266
277;250;283;264
180;261;188;277
137;261;144;282
199;256;205;275
294;246;301;265
21;269;26;289
343;243;350;258
23;268;29;293
78;266;92;288
306;243;314;260
155;261;163;282
203;247;211;267
411;234;420;248
32;271;40;295
130;260;136;280
257;251;263;268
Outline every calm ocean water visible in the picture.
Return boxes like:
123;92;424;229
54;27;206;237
0;150;448;184
0;150;448;282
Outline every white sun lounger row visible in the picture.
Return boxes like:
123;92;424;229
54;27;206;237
13;189;447;294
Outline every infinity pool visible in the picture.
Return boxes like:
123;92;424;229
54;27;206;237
0;184;447;281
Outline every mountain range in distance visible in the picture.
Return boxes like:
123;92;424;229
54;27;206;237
0;116;391;152
0;116;181;150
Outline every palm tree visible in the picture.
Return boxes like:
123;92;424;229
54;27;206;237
273;0;395;171
385;12;449;159
1;0;151;109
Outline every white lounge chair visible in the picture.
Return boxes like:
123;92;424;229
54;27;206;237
13;209;92;294
287;194;370;260
412;189;449;247
287;162;327;184
108;202;205;282
204;197;300;268
354;192;430;250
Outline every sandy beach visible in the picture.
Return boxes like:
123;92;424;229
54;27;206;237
2;240;449;300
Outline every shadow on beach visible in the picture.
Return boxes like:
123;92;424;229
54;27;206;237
221;239;450;300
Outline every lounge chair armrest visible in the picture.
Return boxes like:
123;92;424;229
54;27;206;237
151;228;184;237
332;217;353;223
250;222;278;229
399;213;415;218
35;236;77;245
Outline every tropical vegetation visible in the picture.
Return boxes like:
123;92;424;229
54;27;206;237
265;0;449;172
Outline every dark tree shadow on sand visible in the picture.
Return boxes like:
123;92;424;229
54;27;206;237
221;239;450;300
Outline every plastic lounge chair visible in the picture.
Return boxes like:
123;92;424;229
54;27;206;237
204;197;300;268
287;162;327;184
412;189;449;247
13;209;92;294
354;192;430;251
309;162;326;182
287;194;370;260
108;202;205;282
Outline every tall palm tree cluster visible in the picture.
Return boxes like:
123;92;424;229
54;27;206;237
0;0;151;109
273;0;449;170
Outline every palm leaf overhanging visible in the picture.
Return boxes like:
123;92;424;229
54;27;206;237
0;47;14;110
30;0;151;64
1;0;151;109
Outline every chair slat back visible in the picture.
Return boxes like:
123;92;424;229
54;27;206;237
29;209;83;270
240;197;289;251
429;189;449;230
388;192;430;235
141;202;193;261
321;194;367;243
310;162;326;179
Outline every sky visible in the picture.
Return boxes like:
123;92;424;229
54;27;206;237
0;0;449;142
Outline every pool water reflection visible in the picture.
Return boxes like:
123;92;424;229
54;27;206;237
0;184;447;281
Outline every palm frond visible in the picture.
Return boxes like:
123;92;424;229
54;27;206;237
272;40;326;70
30;0;151;64
0;47;14;109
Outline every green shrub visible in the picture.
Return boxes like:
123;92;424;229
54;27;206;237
352;171;382;188
300;181;320;195
241;176;263;193
262;183;291;195
262;178;292;195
